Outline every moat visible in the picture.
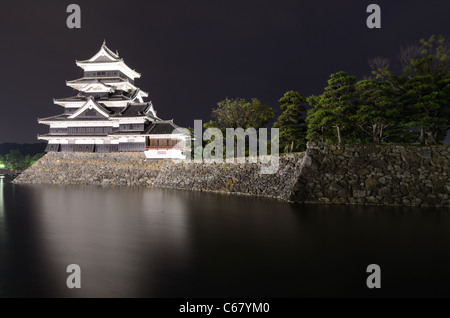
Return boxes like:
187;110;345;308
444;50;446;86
1;179;449;297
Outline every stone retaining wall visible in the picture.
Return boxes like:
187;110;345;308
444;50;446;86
291;143;449;207
12;143;450;207
13;152;305;201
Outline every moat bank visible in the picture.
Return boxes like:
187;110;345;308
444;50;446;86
12;142;450;207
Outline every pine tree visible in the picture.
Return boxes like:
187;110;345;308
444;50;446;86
306;94;331;143
353;80;400;143
371;35;450;144
402;35;450;144
403;74;449;144
306;72;357;144
273;91;307;152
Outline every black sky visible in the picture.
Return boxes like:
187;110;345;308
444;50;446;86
0;0;449;143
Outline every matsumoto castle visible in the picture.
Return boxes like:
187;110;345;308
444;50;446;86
38;42;189;159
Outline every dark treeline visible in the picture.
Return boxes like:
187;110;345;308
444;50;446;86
0;143;45;171
305;35;449;148
0;143;46;156
204;35;450;154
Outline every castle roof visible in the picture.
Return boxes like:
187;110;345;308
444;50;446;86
144;121;183;135
75;42;141;79
76;41;121;63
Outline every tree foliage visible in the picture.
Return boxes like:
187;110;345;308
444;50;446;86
306;72;357;144
403;74;450;144
305;35;450;145
0;150;43;171
203;97;275;158
370;35;450;144
352;80;399;143
306;94;332;142
204;97;275;131
204;36;450;148
273;91;307;152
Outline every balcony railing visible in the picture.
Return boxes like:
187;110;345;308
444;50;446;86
145;146;189;150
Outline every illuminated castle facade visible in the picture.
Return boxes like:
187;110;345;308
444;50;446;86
38;42;189;159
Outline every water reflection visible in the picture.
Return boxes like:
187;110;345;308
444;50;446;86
23;186;191;297
0;176;4;216
0;182;449;297
0;176;5;283
0;176;6;297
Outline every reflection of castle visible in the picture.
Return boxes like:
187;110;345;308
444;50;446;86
38;42;189;159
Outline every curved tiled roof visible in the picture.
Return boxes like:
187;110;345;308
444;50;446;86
144;121;184;135
76;42;121;63
113;103;149;117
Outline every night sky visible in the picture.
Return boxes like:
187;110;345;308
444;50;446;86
0;0;449;143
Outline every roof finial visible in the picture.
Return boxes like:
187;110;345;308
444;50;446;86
102;39;106;47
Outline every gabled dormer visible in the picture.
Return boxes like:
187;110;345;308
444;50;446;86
145;102;158;119
69;97;111;119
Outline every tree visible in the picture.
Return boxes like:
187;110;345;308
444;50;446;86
306;72;357;144
203;97;275;158
370;35;450;144
353;80;400;143
401;35;450;144
26;153;44;167
204;97;275;131
5;149;25;170
403;74;449;144
0;150;43;170
273;91;307;152
306;95;329;143
402;35;449;78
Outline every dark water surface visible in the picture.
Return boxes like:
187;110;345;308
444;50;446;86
0;176;449;297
